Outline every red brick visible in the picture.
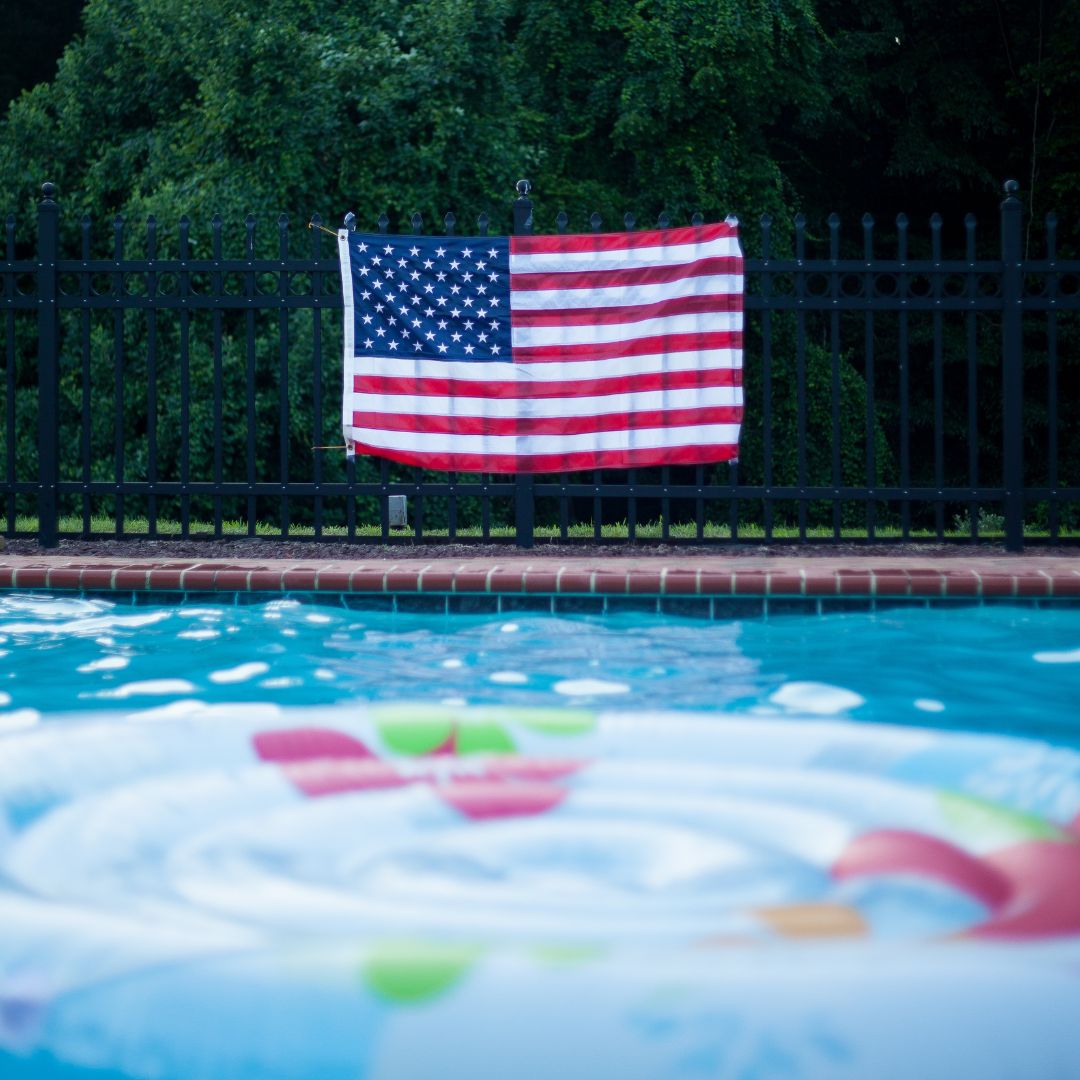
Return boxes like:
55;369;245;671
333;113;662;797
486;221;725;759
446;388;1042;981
1050;573;1080;597
905;571;945;597
349;569;387;592
697;570;734;595
488;569;526;592
662;569;700;595
45;568;85;590
1013;572;1050;597
591;571;628;595
15;567;50;588
523;570;560;593
801;570;837;595
314;569;353;591
835;570;872;596
871;572;910;597
767;571;805;596
979;574;1014;597
627;571;663;595
146;569;185;591
244;570;282;591
213;569;252;590
732;570;769;596
554;570;591;594
452;570;490;593
76;568;115;590
418;570;455;592
179;569;219;590
942;572;980;597
281;569;319;590
112;568;150;590
382;569;418;591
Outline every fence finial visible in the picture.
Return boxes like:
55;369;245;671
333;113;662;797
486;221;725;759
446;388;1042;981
343;211;356;232
40;182;56;202
1003;179;1020;197
513;179;534;237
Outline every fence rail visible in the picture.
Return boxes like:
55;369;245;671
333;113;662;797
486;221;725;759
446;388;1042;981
3;179;1079;550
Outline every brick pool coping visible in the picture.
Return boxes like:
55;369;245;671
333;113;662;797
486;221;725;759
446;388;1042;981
2;553;1078;601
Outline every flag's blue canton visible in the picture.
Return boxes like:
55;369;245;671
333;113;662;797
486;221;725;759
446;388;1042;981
348;234;512;363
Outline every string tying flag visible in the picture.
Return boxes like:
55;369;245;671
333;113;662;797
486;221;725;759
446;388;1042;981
337;221;743;473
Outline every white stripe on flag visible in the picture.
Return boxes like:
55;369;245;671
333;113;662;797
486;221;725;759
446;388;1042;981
511;311;742;349
509;274;744;310
509;235;741;274
353;385;744;419
353;424;744;457
354;351;742;383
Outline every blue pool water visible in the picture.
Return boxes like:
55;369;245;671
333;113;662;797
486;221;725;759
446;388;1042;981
2;593;1080;1079
1;593;1079;742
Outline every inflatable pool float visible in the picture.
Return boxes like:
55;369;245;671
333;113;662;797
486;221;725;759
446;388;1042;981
2;702;1080;1078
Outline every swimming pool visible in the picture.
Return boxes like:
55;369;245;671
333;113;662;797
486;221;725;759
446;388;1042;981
3;592;1080;740
2;592;1080;1078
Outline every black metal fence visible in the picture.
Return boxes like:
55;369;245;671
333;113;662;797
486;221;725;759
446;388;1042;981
2;179;1078;550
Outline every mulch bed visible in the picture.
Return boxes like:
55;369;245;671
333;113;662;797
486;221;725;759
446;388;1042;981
4;537;1070;561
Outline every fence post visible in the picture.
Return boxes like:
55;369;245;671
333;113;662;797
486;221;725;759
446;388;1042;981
1000;179;1024;552
512;179;535;548
37;182;60;549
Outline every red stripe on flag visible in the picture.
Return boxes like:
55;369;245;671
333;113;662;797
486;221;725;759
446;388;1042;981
510;255;741;294
512;330;742;364
353;405;744;438
354;365;742;400
513;293;742;328
348;440;740;474
510;223;736;255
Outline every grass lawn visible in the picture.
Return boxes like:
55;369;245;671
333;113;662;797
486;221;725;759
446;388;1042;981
9;513;1075;542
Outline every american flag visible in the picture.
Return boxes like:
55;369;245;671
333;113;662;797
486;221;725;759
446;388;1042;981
336;221;743;473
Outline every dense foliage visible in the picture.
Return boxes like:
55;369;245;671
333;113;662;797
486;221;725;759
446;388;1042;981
1;0;1077;532
5;0;1076;238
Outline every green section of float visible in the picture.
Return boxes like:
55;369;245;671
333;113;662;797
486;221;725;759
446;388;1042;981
374;714;455;755
513;709;596;735
372;703;596;755
531;943;608;967
938;791;1066;844
362;941;481;1003
455;721;516;754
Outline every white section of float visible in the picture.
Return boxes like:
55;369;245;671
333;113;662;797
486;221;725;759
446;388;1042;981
2;702;1080;1078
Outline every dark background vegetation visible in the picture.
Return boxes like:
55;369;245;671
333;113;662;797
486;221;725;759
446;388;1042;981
1;0;1077;534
